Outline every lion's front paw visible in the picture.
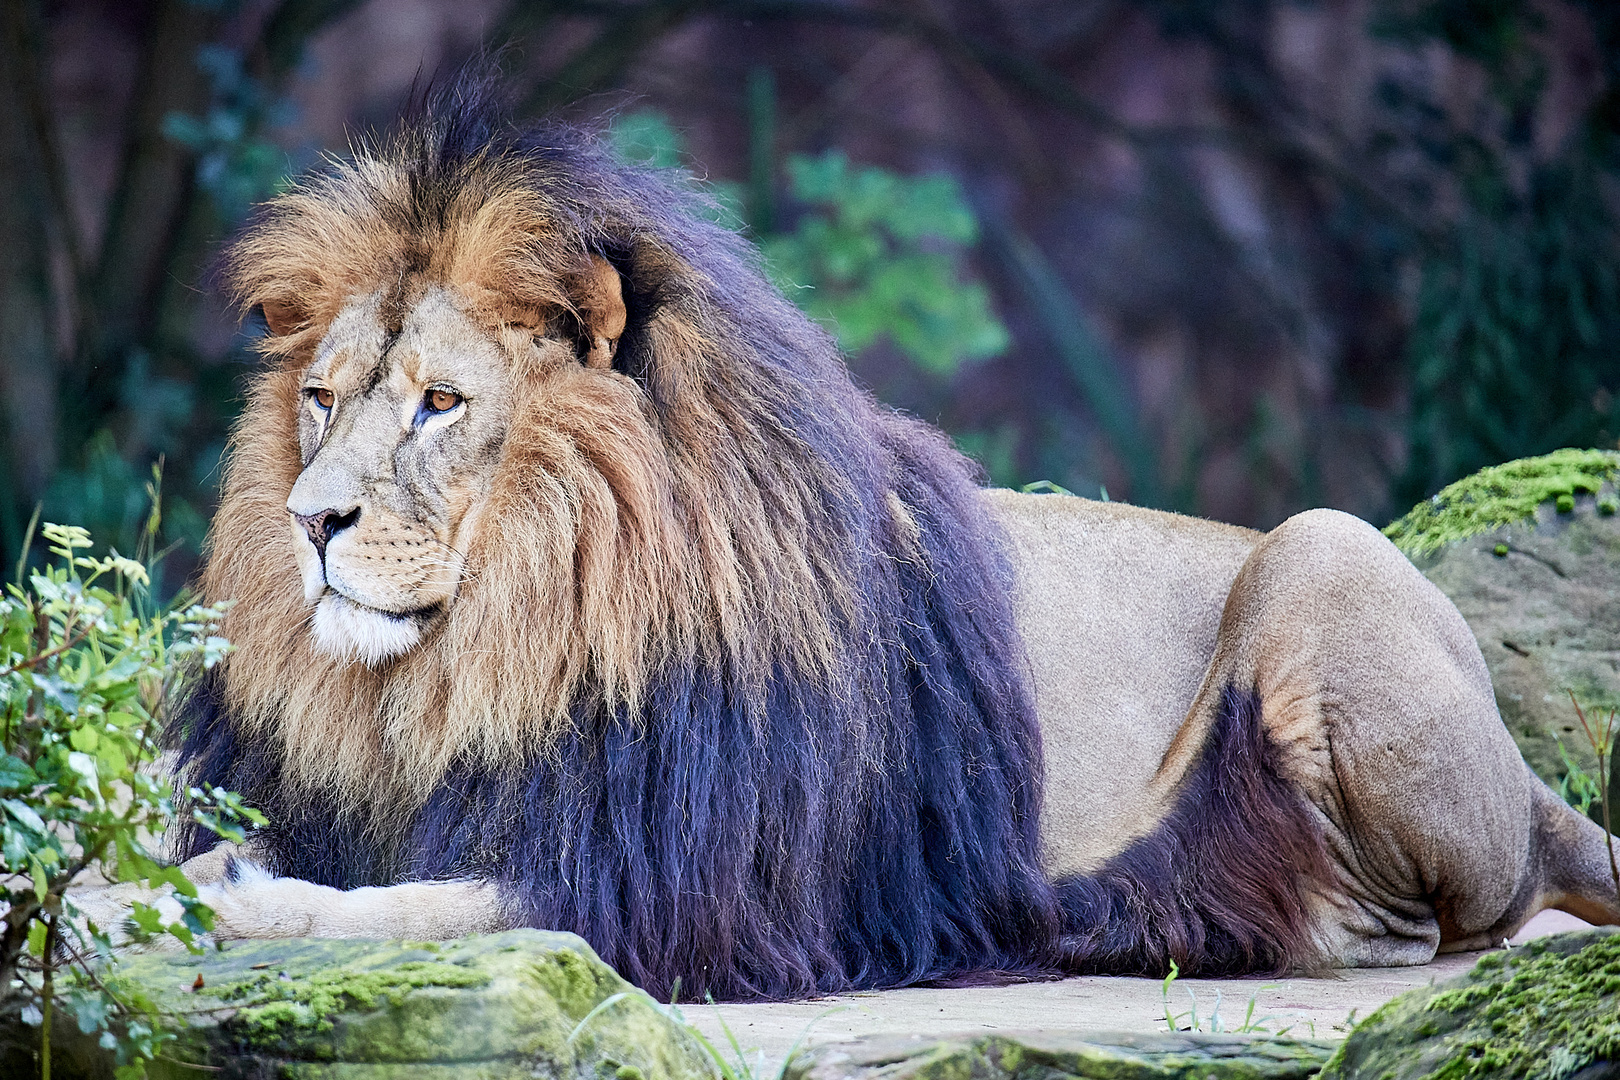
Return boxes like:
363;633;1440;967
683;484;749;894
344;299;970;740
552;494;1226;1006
62;883;190;953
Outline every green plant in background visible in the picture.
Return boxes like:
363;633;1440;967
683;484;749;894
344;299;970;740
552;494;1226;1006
608;108;1009;379
1376;0;1620;506
0;503;259;1079
162;44;295;225
762;152;1009;376
1567;693;1620;908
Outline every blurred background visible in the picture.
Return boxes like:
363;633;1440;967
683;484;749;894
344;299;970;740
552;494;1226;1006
1;0;1616;593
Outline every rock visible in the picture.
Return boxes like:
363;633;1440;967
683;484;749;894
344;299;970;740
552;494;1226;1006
1319;928;1620;1080
1387;449;1620;789
784;1030;1336;1079
3;929;719;1080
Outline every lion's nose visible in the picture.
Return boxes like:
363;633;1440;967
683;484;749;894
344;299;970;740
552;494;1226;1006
292;507;360;561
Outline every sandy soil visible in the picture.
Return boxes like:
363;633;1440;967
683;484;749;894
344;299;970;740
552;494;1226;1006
679;909;1592;1068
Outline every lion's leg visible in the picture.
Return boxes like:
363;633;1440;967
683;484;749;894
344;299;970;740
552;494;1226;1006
69;846;516;947
193;861;518;941
1167;508;1613;967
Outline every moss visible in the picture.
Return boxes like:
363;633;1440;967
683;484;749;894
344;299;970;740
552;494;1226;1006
1383;448;1620;558
1320;930;1620;1080
225;960;490;1041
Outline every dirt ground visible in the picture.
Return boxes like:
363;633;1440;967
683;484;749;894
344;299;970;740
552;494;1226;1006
680;909;1590;1068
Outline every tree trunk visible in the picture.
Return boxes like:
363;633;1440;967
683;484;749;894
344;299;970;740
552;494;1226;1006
66;0;220;441
0;0;61;554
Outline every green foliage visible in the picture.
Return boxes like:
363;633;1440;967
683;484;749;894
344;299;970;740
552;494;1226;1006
40;444;210;602
607;110;1008;378
1381;448;1619;557
0;508;260;1078
1556;736;1605;818
763;151;1009;376
1158;959;1308;1037
162;44;293;223
1376;0;1620;504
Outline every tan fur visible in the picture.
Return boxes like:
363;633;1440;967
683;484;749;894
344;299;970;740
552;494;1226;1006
993;491;1620;963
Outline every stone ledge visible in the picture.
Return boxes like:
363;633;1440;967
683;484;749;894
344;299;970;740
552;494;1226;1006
785;1029;1337;1079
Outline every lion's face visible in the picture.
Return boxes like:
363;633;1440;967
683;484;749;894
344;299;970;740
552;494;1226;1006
287;287;517;665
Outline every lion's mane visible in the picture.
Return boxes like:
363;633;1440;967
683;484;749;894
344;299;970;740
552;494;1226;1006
171;82;1059;999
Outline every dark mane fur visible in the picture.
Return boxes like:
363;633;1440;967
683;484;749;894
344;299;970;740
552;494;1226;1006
171;79;1061;1000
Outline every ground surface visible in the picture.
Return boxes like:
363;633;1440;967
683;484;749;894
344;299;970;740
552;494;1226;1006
681;909;1589;1068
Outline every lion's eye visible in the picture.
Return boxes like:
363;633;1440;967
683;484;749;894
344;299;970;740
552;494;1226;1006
309;388;334;410
425;388;463;413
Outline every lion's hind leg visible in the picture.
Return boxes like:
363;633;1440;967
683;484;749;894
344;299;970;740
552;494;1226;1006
1155;508;1615;969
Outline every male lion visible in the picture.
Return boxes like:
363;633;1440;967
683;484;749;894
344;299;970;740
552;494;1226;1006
141;83;1616;1000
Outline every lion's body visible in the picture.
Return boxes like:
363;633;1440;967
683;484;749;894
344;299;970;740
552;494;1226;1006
96;79;1616;1000
994;491;1260;876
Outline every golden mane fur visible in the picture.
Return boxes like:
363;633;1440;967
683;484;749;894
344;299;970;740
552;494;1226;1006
209;130;861;809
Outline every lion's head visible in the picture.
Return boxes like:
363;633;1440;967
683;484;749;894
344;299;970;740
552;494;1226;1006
209;98;884;796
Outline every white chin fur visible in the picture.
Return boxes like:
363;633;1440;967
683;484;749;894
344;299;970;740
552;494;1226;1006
312;593;422;666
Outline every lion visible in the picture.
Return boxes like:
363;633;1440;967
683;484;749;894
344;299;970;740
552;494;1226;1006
119;81;1618;1001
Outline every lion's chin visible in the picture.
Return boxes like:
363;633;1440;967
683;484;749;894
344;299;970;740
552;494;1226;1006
311;593;426;667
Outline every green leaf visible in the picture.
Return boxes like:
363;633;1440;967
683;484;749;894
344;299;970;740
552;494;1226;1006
2;823;29;867
70;725;100;753
69;989;110;1034
3;797;47;835
29;852;48;902
129;901;165;937
27;919;46;957
0;753;37;790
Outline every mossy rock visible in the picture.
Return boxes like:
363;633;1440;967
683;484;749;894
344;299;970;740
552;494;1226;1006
3;929;719;1079
785;1030;1336;1079
1320;928;1620;1080
1383;448;1620;559
1387;449;1620;790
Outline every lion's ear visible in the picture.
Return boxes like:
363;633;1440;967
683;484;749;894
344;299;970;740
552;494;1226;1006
259;298;305;338
567;255;627;369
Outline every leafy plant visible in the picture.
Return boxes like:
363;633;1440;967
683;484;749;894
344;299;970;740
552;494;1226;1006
608;109;1008;378
1158;959;1297;1036
162;44;295;224
1568;692;1620;907
0;502;259;1079
763;151;1009;377
1375;0;1620;504
1557;734;1605;818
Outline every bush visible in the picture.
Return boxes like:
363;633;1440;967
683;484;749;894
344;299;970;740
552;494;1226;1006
0;509;258;1079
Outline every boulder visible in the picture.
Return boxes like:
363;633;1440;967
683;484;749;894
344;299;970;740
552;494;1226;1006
1319;928;1620;1080
784;1031;1336;1079
3;929;719;1080
1387;449;1620;789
